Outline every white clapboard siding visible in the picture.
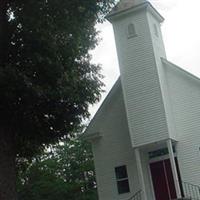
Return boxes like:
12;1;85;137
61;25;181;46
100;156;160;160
147;12;178;141
90;82;140;200
164;60;200;186
111;4;170;147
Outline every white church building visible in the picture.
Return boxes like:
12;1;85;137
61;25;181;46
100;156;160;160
84;0;200;200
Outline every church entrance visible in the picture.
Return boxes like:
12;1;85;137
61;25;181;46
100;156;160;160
150;159;177;200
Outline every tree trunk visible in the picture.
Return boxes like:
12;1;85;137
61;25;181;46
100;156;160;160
0;2;17;199
0;0;9;66
0;128;17;200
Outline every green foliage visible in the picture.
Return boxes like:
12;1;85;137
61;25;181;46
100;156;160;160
0;0;115;158
17;137;97;200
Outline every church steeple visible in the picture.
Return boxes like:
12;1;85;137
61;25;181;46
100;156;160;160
107;0;170;148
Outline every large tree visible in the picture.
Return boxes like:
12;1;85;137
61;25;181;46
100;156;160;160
0;0;114;199
17;137;97;200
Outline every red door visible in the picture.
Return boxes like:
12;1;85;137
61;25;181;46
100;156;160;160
150;159;177;200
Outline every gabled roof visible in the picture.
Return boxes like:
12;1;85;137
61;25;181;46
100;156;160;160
161;58;200;85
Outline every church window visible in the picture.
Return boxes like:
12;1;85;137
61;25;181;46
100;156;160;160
115;165;130;194
127;23;137;38
154;24;159;37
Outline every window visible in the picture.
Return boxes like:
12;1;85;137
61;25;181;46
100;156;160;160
127;23;137;38
115;165;130;194
148;146;176;159
154;24;159;37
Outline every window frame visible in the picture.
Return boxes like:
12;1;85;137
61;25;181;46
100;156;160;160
127;23;137;39
115;165;130;195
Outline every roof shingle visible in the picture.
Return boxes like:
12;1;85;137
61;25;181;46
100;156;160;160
108;0;147;17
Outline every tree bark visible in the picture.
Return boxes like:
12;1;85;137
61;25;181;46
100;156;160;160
0;0;9;66
0;2;17;199
0;128;17;200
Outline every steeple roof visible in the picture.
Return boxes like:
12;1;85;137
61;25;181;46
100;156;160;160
106;0;164;23
108;0;147;17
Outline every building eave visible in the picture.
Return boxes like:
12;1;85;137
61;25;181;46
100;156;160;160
82;132;102;142
147;3;165;22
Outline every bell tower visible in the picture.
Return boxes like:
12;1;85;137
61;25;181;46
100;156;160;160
107;0;173;147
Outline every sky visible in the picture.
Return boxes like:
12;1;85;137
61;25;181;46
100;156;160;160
89;0;200;118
